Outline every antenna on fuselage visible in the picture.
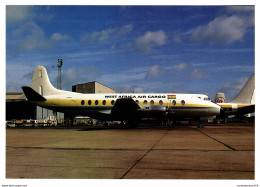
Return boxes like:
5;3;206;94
57;59;63;89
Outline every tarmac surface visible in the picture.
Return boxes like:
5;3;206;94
6;124;255;179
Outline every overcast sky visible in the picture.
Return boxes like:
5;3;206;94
6;5;255;101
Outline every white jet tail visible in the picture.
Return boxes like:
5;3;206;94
230;73;255;104
30;66;67;96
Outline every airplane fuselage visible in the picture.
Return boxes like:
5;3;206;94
32;92;220;120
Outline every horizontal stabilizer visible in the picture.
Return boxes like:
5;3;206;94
22;86;46;102
98;110;112;114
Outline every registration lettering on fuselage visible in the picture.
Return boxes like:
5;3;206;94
104;95;167;99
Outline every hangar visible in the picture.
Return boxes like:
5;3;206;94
72;81;115;93
6;92;64;121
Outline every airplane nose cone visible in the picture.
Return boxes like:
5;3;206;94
210;103;221;116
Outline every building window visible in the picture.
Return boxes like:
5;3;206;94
111;100;115;105
172;100;176;105
88;100;92;105
150;100;154;105
181;100;185;105
144;100;147;105
95;100;99;105
81;100;85;105
159;100;163;105
102;100;106;105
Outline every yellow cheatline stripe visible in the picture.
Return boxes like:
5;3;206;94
38;99;217;108
218;104;252;108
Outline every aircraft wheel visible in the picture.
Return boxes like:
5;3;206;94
198;124;204;128
126;120;136;129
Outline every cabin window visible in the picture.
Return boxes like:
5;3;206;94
144;100;147;105
81;100;85;105
150;100;154;105
181;100;185;105
95;100;99;105
111;100;115;105
159;100;163;105
102;100;106;105
136;100;139;104
172;100;176;105
88;100;92;105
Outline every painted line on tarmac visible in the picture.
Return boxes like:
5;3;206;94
120;129;170;179
6;146;253;152
195;129;236;151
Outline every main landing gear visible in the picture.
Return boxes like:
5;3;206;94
125;120;137;129
197;120;208;128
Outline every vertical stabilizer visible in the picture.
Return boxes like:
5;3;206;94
30;66;64;96
230;73;255;104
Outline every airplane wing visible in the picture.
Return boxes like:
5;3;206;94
110;98;140;118
219;104;255;117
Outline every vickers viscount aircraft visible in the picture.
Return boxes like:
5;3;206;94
22;66;221;127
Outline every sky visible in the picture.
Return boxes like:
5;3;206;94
6;5;255;101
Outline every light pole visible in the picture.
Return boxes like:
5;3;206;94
57;59;63;89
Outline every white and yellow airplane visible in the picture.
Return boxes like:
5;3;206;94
22;66;221;127
215;73;255;117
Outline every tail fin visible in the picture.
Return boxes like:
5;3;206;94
30;66;64;96
215;93;226;103
230;73;255;104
